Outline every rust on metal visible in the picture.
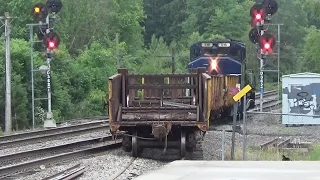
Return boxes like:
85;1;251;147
128;84;197;89
152;124;167;138
107;68;211;133
110;124;120;133
210;75;225;111
111;121;205;126
127;73;198;78
121;113;197;121
277;138;292;148
197;123;208;131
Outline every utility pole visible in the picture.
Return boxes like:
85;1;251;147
156;50;176;74
171;48;175;74
276;24;282;101
116;33;120;68
0;12;16;133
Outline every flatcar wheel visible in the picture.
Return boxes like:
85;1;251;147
132;130;138;157
180;129;186;159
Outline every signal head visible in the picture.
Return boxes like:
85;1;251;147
32;3;48;22
262;0;278;15
248;28;260;44
250;3;265;26
46;0;63;14
37;24;49;40
43;31;60;50
259;33;276;54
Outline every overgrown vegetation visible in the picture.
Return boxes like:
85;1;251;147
0;0;319;130
224;144;320;161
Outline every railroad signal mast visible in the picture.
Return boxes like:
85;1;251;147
248;0;278;112
32;0;62;128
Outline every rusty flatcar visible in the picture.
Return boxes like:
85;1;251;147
107;68;212;158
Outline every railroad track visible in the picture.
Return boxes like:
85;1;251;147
250;90;281;112
260;137;292;150
42;163;85;180
0;135;119;167
0;120;109;149
0;135;122;179
255;90;278;98
109;157;137;180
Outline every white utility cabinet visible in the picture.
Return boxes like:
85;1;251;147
282;72;320;126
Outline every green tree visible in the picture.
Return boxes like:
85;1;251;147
298;27;320;73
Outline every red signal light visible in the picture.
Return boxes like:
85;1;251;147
250;4;265;26
255;13;262;21
264;43;270;49
259;33;276;54
48;41;56;49
43;31;60;50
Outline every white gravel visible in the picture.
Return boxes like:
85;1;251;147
15;149;167;180
203;109;320;161
0;119;107;136
0;129;109;156
11;108;320;179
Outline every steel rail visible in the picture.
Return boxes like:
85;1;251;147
109;157;137;180
0;123;110;148
250;93;281;112
255;90;277;98
260;137;280;149
0;141;122;179
42;163;85;180
0;120;109;143
260;137;292;149
0;135;121;167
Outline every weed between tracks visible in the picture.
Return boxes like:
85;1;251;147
222;144;320;161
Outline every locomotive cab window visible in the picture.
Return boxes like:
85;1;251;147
230;48;241;60
216;47;228;56
190;46;201;60
202;48;214;56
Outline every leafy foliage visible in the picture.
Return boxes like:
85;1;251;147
0;0;319;130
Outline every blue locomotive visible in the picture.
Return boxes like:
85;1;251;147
187;39;256;122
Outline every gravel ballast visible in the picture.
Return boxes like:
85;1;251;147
0;129;109;156
14;150;166;180
12;109;320;179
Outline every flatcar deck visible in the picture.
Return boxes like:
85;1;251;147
121;113;198;121
133;160;320;180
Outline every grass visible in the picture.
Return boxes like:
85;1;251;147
223;144;320;161
264;82;279;91
308;145;320;160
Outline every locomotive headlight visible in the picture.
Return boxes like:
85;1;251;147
209;57;218;71
211;59;217;70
